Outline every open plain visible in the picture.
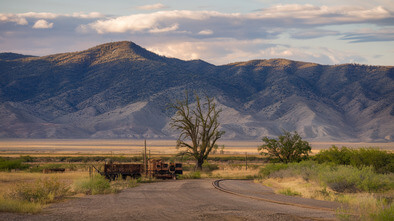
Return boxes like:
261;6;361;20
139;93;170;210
0;139;392;156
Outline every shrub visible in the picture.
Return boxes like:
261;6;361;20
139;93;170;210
319;166;393;193
202;162;219;172
0;159;29;171
314;146;353;165
10;177;70;204
278;188;302;196
314;146;394;174
350;148;394;174
74;175;113;195
259;163;289;178
178;171;201;179
0;197;42;213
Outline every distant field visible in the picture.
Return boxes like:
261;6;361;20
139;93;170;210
0;139;392;157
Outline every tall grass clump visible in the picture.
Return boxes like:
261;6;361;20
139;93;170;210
0;197;42;213
10;177;70;204
74;175;113;195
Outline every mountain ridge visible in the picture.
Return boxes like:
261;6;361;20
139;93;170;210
0;41;393;141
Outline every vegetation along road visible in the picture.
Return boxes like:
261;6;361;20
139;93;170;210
2;179;341;221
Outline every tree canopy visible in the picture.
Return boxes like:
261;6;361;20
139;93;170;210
258;130;311;163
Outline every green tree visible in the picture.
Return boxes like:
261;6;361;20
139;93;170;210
170;92;225;170
258;130;311;163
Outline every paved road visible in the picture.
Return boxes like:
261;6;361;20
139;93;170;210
2;179;341;221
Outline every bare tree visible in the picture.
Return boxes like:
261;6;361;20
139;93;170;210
170;92;225;170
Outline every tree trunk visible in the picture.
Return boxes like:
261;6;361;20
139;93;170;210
196;158;204;171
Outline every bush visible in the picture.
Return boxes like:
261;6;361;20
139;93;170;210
0;159;29;171
0;197;42;213
202;162;219;172
10;177;70;204
319;165;393;193
259;163;289;178
178;171;201;179
260;161;393;193
314;146;353;165
74;175;113;195
314;146;394;174
278;188;302;196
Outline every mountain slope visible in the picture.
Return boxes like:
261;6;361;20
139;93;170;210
0;41;393;141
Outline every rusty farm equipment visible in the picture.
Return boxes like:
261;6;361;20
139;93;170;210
94;159;182;180
147;159;183;180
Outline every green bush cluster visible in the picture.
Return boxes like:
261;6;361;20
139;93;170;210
0;158;29;171
314;146;394;173
202;162;219;172
74;175;113;195
10;177;70;204
320;166;393;192
259;161;393;193
259;163;289;178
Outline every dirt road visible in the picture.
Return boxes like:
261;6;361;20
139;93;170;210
2;179;341;220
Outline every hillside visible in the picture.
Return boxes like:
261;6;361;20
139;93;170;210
0;41;393;141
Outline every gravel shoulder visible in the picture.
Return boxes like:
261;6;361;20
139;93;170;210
1;179;340;221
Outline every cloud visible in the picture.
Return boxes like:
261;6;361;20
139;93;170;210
0;14;28;25
136;3;167;11
291;29;340;39
198;29;213;35
147;38;367;65
341;28;394;42
32;19;53;29
71;12;105;19
0;12;104;26
83;5;393;38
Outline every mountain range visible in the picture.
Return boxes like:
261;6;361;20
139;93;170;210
0;41;393;142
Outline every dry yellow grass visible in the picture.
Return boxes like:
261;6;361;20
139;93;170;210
0;171;88;196
0;139;392;157
259;177;335;200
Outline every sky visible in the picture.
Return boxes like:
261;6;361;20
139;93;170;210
0;0;393;65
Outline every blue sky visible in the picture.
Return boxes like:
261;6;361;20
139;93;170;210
1;0;393;65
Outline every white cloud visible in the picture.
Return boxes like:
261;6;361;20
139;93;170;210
86;10;221;34
83;5;393;36
0;14;28;25
71;12;105;19
136;3;167;11
147;38;366;65
198;29;213;35
20;12;58;19
0;12;104;26
32;19;53;29
149;24;179;33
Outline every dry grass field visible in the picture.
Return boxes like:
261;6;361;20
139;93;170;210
0;139;392;157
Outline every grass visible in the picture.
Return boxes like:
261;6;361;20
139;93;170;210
278;188;302;196
0;196;42;213
73;175;114;195
257;161;394;220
